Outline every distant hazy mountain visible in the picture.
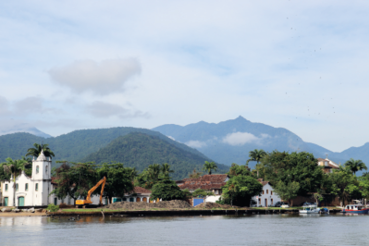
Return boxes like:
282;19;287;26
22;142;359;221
0;127;52;138
82;132;228;179
152;116;358;168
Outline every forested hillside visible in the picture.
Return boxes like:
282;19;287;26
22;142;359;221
0;127;208;163
82;132;228;180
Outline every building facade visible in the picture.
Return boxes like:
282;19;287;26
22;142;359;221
252;180;281;207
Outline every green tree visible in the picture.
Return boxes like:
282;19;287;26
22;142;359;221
358;173;369;204
228;163;251;177
274;181;300;206
96;163;136;204
261;151;324;196
161;163;174;179
246;149;266;177
135;164;163;189
329;166;360;206
1;158;29;206
50;162;97;204
203;161;217;175
26;143;55;159
150;179;186;201
222;175;263;207
344;158;367;175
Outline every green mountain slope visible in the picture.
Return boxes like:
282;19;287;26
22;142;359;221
0;127;208;164
82;132;228;180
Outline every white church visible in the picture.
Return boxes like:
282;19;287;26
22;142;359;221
1;151;77;207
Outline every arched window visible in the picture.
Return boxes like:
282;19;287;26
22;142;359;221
262;190;264;194
25;183;28;191
45;165;48;173
16;184;19;191
35;183;38;191
36;166;39;174
266;189;269;194
271;191;273;195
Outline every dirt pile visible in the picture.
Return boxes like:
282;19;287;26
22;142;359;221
194;202;235;209
105;200;191;210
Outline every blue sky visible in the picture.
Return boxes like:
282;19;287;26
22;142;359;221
1;1;369;152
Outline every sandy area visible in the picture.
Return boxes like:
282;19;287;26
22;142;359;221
0;212;47;217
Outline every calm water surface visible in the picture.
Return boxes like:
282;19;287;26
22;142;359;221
0;214;368;246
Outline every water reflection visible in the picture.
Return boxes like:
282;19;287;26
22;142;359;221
1;214;368;246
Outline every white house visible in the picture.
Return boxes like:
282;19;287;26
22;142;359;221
252;180;281;207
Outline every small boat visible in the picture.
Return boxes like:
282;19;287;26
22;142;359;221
299;204;320;214
342;204;369;214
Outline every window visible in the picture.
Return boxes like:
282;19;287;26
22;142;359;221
36;166;39;174
266;189;269;194
16;184;19;191
5;184;8;191
262;190;264;194
271;191;273;195
45;165;48;173
35;183;38;191
258;198;261;204
25;183;28;191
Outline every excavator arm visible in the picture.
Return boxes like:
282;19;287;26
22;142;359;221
76;176;106;206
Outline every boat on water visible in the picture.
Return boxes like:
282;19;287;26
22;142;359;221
299;204;321;214
342;204;369;214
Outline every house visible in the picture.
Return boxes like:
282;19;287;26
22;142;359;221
113;186;152;203
178;174;229;195
252;179;281;207
317;157;339;174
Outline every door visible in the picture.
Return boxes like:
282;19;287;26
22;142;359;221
4;197;8;206
54;197;58;205
265;198;268;207
18;197;25;206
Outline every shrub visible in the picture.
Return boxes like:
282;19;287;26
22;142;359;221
47;204;59;212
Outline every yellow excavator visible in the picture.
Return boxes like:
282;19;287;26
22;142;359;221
76;176;106;207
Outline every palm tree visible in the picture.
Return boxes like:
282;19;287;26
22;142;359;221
344;158;367;175
246;149;267;178
2;158;29;206
161;163;174;178
246;149;267;165
26;143;55;159
202;161;217;175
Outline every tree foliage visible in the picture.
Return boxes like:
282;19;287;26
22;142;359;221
26;143;55;159
97;163;136;203
328;166;361;206
222;175;263;206
260;151;324;196
274;181;300;206
344;158;367;175
150;178;187;201
203;161;217;175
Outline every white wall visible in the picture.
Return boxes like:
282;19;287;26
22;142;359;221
252;183;281;207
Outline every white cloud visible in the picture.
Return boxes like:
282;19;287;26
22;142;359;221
167;136;175;140
222;132;260;146
48;58;141;95
185;140;207;149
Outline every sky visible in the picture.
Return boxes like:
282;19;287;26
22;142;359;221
1;1;369;152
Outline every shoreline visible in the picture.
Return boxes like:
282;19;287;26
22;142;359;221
0;212;47;217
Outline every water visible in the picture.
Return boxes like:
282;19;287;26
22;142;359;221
0;214;368;246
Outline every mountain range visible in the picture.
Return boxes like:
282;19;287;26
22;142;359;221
152;116;369;170
2;116;369;176
0;128;224;179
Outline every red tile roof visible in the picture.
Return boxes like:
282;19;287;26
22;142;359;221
133;186;151;194
178;174;228;191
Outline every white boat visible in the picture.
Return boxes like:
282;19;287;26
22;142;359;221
299;204;320;214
